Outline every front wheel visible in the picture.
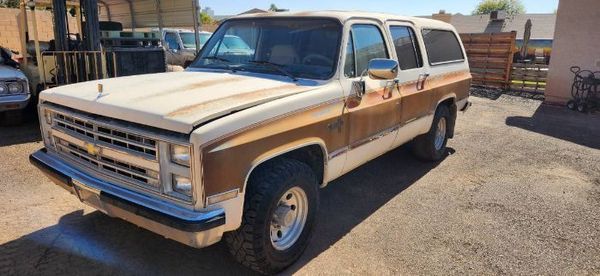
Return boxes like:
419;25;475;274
225;158;319;274
411;105;451;161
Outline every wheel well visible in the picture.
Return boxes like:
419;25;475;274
439;98;457;138
251;144;325;187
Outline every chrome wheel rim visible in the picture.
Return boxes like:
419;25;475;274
434;117;447;151
270;186;308;251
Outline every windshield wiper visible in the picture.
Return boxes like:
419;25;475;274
204;56;231;63
248;60;298;82
202;56;236;72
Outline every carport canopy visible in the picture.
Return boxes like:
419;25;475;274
97;0;199;29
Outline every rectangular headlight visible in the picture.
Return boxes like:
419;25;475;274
172;174;192;196
170;144;190;167
8;82;24;94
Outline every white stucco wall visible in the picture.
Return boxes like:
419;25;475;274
545;0;600;104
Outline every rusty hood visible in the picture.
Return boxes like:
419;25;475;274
40;71;318;133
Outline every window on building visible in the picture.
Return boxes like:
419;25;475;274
389;26;422;70
421;29;464;65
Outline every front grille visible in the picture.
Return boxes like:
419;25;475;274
53;112;158;159
55;137;160;188
44;105;194;204
47;107;162;191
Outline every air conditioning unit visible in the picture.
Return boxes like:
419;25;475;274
490;10;508;21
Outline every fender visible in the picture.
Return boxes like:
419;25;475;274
435;93;458;138
242;138;329;193
436;93;457;107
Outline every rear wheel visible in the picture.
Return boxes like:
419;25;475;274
225;158;318;274
412;105;451;161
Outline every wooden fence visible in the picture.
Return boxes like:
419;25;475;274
460;31;517;88
510;63;548;94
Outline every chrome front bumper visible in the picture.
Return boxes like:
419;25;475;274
0;94;30;112
30;148;226;248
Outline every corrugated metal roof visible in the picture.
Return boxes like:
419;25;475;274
424;13;556;39
99;0;196;28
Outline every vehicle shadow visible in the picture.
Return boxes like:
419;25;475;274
0;104;41;147
285;145;446;274
506;104;600;150
0;118;42;147
0;146;445;275
0;209;256;275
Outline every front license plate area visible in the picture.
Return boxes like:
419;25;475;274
72;179;101;201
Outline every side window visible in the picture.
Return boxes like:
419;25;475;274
164;32;180;50
421;29;464;65
344;32;356;78
348;24;389;78
389;26;422;70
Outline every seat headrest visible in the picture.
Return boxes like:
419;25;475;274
269;45;297;65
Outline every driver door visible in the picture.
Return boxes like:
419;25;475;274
340;22;402;174
164;32;183;66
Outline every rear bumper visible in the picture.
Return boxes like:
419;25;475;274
29;148;226;248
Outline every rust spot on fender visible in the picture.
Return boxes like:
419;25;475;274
166;84;313;118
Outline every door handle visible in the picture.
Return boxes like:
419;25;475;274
417;73;430;91
382;79;399;100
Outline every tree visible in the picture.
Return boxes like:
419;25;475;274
0;0;20;8
268;3;278;12
472;0;525;16
199;12;215;25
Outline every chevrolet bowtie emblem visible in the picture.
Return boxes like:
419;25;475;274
85;142;101;156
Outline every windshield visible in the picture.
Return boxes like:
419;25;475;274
223;36;251;50
181;33;212;49
190;18;342;80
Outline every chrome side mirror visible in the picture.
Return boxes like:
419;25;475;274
367;58;398;80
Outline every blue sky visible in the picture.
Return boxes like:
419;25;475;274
200;0;559;16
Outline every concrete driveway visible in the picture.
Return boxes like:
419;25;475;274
1;92;599;275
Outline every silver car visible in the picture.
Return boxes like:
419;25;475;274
0;47;30;124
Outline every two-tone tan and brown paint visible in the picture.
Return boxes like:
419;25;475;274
36;11;472;236
193;69;471;202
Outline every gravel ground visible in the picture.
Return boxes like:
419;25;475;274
0;92;599;275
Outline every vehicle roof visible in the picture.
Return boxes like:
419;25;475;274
156;28;212;34
232;10;454;30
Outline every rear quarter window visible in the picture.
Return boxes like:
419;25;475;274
421;29;464;65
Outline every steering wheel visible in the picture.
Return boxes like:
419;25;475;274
302;54;333;66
